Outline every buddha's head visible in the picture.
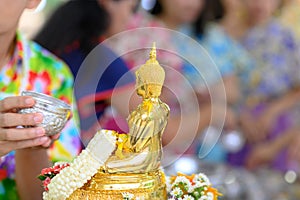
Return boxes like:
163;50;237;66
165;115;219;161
136;43;165;98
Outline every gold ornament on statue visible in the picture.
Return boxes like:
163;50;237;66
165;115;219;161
68;43;170;200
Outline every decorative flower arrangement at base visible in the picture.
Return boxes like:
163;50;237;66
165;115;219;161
167;173;222;200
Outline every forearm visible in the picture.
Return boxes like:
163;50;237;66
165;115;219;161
15;148;51;200
223;75;240;105
267;130;296;156
268;88;300;117
163;104;211;147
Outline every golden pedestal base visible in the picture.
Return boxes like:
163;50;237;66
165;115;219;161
68;170;167;200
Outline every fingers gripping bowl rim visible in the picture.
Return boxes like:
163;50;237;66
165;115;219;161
18;91;71;136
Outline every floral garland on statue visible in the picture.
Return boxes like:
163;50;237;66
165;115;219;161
38;162;70;191
39;130;117;200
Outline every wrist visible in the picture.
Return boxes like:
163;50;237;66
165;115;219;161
263;101;281;121
15;148;51;169
271;90;299;114
271;131;295;153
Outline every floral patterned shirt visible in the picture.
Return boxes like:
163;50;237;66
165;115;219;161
0;33;81;199
241;19;300;104
180;23;253;91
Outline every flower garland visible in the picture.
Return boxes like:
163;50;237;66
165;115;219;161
39;130;117;200
38;162;70;191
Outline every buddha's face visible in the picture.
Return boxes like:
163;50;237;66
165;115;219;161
137;85;146;98
147;84;162;97
136;83;162;98
135;61;164;98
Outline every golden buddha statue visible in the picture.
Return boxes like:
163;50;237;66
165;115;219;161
69;43;170;200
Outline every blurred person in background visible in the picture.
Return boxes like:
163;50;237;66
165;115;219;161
0;0;81;199
191;0;254;114
228;0;300;172
35;0;139;145
150;0;241;102
190;0;254;162
279;0;300;41
150;0;244;118
203;0;248;40
151;0;250;159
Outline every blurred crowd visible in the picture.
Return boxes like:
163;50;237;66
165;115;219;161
1;0;300;199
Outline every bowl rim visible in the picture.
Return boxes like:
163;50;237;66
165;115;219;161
21;91;71;110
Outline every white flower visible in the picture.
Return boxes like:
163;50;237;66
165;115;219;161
193;191;201;197
135;196;145;200
199;196;208;200
173;176;192;191
183;194;195;200
174;176;190;185
193;173;210;185
166;176;172;192
170;187;183;198
122;192;134;200
192;181;207;189
207;192;214;200
53;162;68;167
185;181;193;192
188;186;195;193
167;197;176;200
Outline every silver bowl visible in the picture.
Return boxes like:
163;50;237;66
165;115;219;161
18;91;71;136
